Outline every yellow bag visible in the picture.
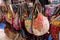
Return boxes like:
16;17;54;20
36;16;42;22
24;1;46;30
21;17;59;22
52;16;60;26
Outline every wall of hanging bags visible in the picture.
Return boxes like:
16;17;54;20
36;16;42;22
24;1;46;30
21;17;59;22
0;0;60;40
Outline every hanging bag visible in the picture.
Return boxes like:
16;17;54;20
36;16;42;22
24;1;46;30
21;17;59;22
4;4;25;39
4;4;17;39
11;4;22;30
25;0;49;36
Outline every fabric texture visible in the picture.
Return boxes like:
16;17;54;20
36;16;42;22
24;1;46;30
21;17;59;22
12;17;22;30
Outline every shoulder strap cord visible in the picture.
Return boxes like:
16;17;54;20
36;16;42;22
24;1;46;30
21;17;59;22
30;0;42;34
18;5;22;30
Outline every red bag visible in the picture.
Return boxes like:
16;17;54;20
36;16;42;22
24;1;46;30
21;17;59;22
50;25;59;39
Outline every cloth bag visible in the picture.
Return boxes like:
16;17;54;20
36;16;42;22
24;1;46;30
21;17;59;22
25;2;49;36
45;5;57;16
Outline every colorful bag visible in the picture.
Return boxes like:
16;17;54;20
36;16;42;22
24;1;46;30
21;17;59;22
25;1;49;36
45;5;57;16
6;5;22;30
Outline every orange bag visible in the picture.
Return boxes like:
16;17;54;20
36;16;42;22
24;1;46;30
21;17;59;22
33;13;43;31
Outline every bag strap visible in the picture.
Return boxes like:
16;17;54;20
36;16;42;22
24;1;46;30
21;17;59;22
54;6;60;15
32;0;42;23
8;4;14;27
30;0;42;34
20;3;29;20
8;4;15;17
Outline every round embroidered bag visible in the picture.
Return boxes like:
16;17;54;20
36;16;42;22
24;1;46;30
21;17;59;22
25;0;49;36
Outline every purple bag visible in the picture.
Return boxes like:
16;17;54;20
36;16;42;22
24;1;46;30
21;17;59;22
45;5;57;16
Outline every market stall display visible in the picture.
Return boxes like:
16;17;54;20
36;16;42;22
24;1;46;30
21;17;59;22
0;0;60;40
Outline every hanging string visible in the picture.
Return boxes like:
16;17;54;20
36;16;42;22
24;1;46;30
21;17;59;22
9;4;15;17
55;6;60;15
35;0;40;4
30;0;43;34
36;8;40;14
20;3;22;20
